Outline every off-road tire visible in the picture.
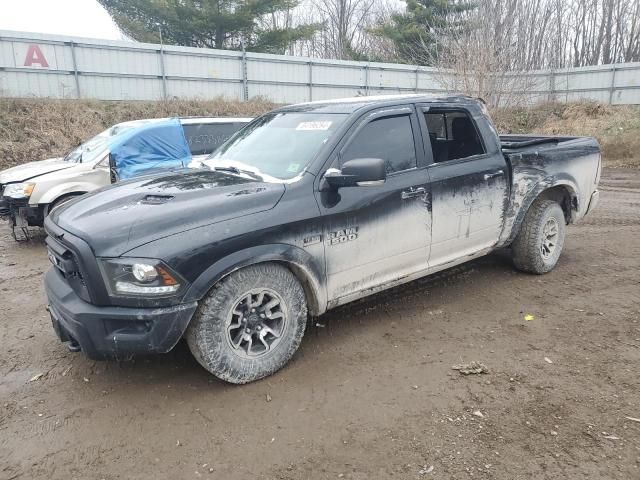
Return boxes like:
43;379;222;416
512;199;566;274
186;263;307;384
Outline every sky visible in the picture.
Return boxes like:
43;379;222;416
0;0;123;40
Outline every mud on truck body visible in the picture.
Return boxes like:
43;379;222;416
43;94;601;384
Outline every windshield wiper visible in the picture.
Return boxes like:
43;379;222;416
205;161;265;181
213;166;241;174
213;165;262;180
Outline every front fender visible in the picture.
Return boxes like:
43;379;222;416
32;182;97;206
182;243;327;316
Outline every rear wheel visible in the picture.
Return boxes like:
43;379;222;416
186;263;307;384
512;199;566;274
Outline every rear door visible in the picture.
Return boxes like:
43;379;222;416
315;106;432;305
419;105;508;267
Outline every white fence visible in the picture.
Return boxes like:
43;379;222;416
1;30;639;105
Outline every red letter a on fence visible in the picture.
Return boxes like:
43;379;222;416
24;44;49;67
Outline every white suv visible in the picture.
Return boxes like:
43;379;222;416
0;117;251;238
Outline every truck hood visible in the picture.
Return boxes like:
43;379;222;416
50;169;286;257
0;158;74;184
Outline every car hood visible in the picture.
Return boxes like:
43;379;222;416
0;157;74;184
51;169;286;257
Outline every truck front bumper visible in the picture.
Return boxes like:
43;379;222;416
0;196;9;218
44;268;198;360
4;197;44;227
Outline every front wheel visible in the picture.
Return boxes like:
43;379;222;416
512;199;566;274
185;263;307;384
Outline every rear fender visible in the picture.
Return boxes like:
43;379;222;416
500;175;578;246
183;244;327;316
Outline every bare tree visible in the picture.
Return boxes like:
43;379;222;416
281;0;400;59
264;0;640;69
430;0;547;107
412;0;640;107
569;0;640;66
312;0;377;59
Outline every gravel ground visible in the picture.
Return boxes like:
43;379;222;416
1;168;639;480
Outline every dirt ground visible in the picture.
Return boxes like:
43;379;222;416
1;168;639;480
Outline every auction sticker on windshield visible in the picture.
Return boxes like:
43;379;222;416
296;121;332;131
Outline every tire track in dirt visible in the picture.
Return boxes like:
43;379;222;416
0;168;639;479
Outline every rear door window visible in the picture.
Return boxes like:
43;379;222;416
182;122;246;156
341;114;417;174
424;110;485;162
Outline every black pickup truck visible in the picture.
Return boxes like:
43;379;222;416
43;94;601;383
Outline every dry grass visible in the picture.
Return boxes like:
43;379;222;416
0;97;276;170
491;101;640;167
0;98;638;170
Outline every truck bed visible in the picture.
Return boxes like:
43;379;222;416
496;132;601;246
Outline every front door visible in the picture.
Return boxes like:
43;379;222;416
315;107;432;306
419;107;508;267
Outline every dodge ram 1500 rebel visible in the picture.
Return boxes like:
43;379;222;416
43;94;601;384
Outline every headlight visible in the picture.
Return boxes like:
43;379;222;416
98;258;185;297
3;182;35;199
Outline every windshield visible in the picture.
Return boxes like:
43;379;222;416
204;112;348;180
63;124;135;163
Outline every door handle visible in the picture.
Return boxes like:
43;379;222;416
401;187;427;200
484;170;504;181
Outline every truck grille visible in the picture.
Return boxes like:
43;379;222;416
45;232;91;302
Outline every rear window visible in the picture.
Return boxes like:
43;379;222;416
424;110;485;162
182;123;247;156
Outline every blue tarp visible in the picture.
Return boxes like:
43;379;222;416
109;118;192;181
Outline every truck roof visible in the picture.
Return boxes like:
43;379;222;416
277;94;481;114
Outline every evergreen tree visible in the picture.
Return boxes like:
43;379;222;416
98;0;319;53
372;0;475;65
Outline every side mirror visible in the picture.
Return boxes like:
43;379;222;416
324;158;386;189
